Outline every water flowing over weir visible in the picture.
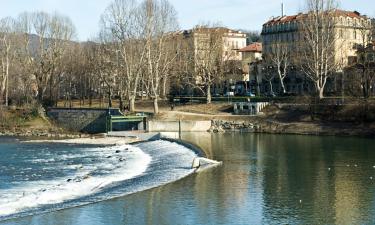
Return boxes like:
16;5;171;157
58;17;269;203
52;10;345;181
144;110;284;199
0;139;198;221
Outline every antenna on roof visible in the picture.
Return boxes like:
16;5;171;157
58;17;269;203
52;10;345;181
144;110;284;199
281;2;285;17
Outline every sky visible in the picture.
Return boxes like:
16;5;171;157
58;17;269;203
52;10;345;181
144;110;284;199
1;0;375;41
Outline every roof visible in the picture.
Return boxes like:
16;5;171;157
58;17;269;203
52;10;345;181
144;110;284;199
239;43;262;53
264;9;367;26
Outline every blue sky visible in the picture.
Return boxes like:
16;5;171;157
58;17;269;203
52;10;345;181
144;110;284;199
1;0;374;41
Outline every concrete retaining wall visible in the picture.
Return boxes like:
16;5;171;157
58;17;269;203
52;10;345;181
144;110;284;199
234;102;270;115
147;120;211;132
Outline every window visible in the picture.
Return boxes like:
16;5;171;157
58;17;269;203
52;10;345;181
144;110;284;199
354;30;357;40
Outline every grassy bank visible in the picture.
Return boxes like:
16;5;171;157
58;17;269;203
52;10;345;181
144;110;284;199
0;106;74;137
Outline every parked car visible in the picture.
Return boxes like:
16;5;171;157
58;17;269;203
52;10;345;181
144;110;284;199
224;92;235;97
245;91;255;97
137;91;147;97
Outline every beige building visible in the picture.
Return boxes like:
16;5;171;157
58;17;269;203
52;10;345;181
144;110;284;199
261;10;372;94
238;42;262;81
180;27;247;63
176;27;247;95
262;10;371;66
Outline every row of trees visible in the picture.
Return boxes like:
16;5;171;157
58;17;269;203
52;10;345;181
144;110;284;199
0;11;76;106
1;0;241;112
0;0;184;114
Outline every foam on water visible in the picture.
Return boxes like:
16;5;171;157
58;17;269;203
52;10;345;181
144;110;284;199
0;144;151;217
0;140;198;221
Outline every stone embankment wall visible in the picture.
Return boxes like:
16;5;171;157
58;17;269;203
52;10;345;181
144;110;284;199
147;120;211;132
209;120;259;133
147;120;258;133
47;108;109;133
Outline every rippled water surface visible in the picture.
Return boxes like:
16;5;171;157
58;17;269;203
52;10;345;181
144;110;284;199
0;137;196;222
2;133;375;225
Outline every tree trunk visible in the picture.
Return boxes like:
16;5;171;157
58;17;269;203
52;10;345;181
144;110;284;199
280;78;286;94
129;96;136;112
119;95;124;111
89;92;92;108
5;57;9;107
269;80;274;94
318;87;324;99
162;77;168;99
153;97;159;114
108;87;113;108
37;86;44;103
206;85;212;104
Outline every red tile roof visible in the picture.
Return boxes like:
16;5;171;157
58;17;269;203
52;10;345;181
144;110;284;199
264;9;366;26
239;43;262;53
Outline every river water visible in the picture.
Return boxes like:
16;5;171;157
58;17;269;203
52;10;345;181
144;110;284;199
1;133;375;225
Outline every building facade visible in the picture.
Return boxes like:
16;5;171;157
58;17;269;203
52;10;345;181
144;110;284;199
174;27;247;96
261;10;372;95
239;42;262;81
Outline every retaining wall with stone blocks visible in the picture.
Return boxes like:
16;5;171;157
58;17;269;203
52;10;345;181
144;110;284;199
47;108;110;133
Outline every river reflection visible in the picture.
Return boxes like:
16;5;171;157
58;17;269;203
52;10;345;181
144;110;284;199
3;133;375;225
181;133;375;225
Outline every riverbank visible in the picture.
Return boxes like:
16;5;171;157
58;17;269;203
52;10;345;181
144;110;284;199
148;103;375;137
2;101;375;138
0;106;86;138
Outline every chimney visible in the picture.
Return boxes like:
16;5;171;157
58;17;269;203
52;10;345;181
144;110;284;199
281;2;285;17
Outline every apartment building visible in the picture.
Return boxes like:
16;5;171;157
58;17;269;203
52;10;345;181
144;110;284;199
175;27;247;95
261;10;372;94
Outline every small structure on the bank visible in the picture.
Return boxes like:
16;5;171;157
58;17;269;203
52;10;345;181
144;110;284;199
233;102;269;115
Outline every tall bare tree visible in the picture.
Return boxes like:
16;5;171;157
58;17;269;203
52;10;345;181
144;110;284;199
0;17;16;106
142;0;179;114
100;0;148;112
300;0;340;99
190;25;226;104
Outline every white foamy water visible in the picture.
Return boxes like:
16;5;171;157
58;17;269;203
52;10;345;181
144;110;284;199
0;144;151;217
0;139;199;222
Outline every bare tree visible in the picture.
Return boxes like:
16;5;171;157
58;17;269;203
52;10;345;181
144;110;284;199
262;64;276;95
100;0;148;112
300;0;340;99
266;43;290;93
0;17;16;106
142;0;179;114
18;12;76;104
188;25;227;104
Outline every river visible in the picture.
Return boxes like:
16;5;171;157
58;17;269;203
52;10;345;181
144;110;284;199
1;133;375;225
